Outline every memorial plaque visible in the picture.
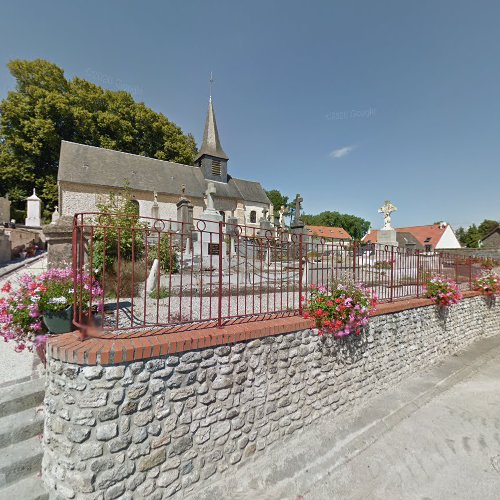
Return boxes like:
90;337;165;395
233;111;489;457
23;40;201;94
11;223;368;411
208;243;220;255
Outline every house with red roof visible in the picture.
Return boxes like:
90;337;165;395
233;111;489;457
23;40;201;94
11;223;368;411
306;225;352;243
362;222;461;251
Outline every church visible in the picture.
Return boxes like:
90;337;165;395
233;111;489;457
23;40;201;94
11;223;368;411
57;97;271;225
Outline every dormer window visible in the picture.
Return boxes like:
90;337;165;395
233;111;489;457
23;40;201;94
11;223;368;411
424;237;431;243
212;160;221;176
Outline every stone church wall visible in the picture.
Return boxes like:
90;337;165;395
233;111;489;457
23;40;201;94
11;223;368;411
59;181;269;228
42;296;500;499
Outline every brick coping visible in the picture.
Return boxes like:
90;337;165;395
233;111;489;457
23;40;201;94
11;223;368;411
46;291;481;366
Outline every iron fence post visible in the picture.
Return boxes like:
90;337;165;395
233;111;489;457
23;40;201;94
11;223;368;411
390;246;395;302
352;240;357;283
416;250;420;298
298;232;303;315
468;257;472;290
72;215;78;332
218;221;223;328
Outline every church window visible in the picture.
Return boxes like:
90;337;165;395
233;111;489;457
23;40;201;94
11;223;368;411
212;160;222;176
250;211;256;223
130;199;140;215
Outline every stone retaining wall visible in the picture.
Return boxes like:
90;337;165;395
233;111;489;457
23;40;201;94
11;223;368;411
42;296;500;499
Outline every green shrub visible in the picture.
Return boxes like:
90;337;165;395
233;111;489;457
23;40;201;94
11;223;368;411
92;187;146;276
147;233;179;274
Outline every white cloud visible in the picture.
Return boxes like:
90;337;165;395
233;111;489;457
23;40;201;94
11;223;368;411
329;145;355;159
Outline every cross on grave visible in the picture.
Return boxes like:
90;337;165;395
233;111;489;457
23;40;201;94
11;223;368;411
378;200;397;230
293;194;303;223
205;182;216;211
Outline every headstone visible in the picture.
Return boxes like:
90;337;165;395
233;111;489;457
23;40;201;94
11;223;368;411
42;216;73;268
257;207;273;237
377;200;398;247
0;196;11;225
290;193;305;231
190;182;226;267
151;191;159;219
25;188;42;227
146;259;159;292
235;201;246;225
0;228;11;264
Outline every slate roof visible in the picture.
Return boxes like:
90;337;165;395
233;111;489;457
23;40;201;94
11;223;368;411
362;224;448;247
195;97;228;161
481;224;500;242
306;225;352;240
58;141;270;205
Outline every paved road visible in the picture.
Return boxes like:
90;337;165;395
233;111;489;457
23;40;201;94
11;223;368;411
196;334;500;500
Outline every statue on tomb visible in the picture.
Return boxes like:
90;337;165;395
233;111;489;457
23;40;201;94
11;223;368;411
279;205;287;227
378;200;397;230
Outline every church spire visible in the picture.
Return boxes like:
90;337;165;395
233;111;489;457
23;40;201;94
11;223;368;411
195;95;228;162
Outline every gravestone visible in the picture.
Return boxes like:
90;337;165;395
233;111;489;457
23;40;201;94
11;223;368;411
257;207;273;237
189;182;226;268
0;196;11;225
377;200;398;247
25;189;42;227
151;191;160;219
0;228;11;264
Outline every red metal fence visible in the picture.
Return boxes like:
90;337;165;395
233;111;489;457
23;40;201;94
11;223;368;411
72;213;497;334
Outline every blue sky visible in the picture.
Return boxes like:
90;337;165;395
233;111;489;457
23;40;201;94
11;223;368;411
1;0;499;229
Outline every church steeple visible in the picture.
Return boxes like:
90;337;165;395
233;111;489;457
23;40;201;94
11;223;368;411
196;93;229;183
195;97;228;162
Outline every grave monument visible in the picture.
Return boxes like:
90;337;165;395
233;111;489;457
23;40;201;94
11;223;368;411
377;200;398;247
25;189;42;227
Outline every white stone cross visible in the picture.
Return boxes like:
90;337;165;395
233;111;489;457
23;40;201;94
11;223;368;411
205;182;216;211
378;200;397;230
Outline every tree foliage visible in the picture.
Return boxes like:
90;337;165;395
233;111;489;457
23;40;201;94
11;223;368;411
265;189;289;215
456;219;499;248
0;59;198;219
302;211;370;240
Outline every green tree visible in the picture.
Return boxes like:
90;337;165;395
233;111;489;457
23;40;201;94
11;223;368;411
461;224;482;248
455;227;467;246
0;59;198;219
478;219;498;239
302;211;370;240
265;189;289;219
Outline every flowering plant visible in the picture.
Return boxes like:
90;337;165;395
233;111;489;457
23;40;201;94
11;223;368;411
0;268;102;352
302;281;378;338
473;271;500;297
425;276;462;307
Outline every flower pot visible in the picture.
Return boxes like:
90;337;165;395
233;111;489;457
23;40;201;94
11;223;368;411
43;305;74;334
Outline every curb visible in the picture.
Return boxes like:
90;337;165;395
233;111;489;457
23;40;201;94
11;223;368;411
192;333;500;500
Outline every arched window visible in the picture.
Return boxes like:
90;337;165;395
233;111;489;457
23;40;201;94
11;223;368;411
129;199;140;215
250;211;257;223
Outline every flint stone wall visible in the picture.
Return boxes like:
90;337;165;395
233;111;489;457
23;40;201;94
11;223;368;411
43;296;500;499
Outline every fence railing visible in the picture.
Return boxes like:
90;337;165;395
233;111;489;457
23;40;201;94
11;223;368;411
72;213;498;334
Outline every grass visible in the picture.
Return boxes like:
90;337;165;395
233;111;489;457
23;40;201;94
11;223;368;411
149;286;170;300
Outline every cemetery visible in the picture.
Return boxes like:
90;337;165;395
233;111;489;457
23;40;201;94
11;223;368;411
64;190;491;336
0;30;499;498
